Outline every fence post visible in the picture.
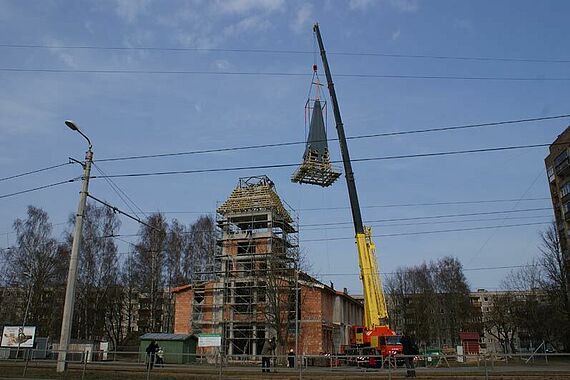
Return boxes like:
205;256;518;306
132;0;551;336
146;353;151;380
218;349;223;380
22;349;31;378
82;349;88;380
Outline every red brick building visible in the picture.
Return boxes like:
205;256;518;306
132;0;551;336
172;176;362;356
172;274;363;355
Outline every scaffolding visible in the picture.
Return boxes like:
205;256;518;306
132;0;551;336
191;176;299;358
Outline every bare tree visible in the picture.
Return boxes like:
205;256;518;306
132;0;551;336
485;292;521;353
1;206;67;337
385;256;472;348
166;219;188;287
432;257;473;346
133;213;167;332
105;252;139;348
501;263;559;351
186;215;217;281
65;202;120;340
538;223;570;350
163;219;189;332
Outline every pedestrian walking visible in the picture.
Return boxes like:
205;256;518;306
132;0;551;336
400;332;418;378
287;348;295;368
261;337;276;373
146;340;159;370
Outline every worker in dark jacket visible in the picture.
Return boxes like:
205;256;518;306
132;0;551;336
145;340;159;370
287;348;295;368
400;333;418;378
261;337;276;372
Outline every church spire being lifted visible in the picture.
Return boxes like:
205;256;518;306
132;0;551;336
291;65;341;187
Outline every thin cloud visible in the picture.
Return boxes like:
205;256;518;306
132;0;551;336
223;15;272;37
350;0;419;12
212;0;284;14
291;3;313;34
387;0;419;12
392;29;401;41
114;0;152;23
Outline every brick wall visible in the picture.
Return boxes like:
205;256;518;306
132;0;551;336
173;287;193;334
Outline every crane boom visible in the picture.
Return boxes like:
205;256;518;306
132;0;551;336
313;23;388;328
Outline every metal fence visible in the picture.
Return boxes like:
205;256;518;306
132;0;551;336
0;349;569;379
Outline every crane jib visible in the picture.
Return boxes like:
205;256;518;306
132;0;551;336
313;23;389;330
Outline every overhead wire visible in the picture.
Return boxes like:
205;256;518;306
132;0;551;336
3;67;570;81
145;197;550;214
0;162;72;182
92;162;147;219
4;113;566;185
95;208;552;239
94;113;570;163
300;215;553;232
1;142;549;198
89;142;559;179
0;178;77;200
300;207;552;227
86;193;159;232
0;197;551;237
1;43;569;63
301;221;550;242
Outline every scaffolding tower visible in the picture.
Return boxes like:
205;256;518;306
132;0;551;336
192;176;299;358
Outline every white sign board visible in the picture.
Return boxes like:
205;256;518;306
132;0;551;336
198;334;222;347
1;326;36;348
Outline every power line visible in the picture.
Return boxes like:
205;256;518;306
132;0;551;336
92;162;147;219
94;114;570;163
318;264;539;277
301;222;549;242
1;43;569;63
0;162;72;182
0;197;550;237
0;178;77;200
86;193;158;232
301;215;553;232
149;197;550;215
102;209;551;239
299;197;551;211
4;114;563;187
2;67;570;81
89;142;556;179
301;207;551;227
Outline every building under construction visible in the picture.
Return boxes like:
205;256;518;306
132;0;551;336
172;175;363;356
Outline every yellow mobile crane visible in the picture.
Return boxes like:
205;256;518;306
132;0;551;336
313;23;402;356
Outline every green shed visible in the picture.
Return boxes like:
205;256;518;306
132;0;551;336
139;333;198;364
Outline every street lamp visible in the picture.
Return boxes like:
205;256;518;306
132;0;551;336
56;120;93;373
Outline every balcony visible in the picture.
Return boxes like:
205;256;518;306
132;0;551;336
547;166;555;183
555;150;570;177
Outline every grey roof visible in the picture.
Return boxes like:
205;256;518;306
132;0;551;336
140;333;195;341
303;99;329;161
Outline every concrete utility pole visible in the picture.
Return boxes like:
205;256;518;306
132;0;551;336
57;120;93;373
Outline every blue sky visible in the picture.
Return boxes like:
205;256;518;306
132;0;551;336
1;0;569;293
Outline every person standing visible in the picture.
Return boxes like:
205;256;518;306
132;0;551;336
146;340;158;370
287;348;295;368
156;346;164;367
261;337;276;373
400;333;418;378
